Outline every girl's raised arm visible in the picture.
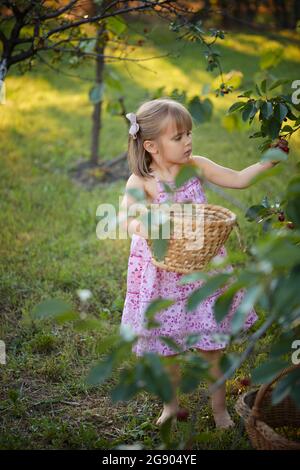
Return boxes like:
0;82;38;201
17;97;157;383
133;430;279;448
192;155;276;189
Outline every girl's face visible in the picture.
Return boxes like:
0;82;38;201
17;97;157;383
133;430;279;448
151;119;193;166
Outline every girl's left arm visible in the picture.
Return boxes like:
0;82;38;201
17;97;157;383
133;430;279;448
192;156;278;189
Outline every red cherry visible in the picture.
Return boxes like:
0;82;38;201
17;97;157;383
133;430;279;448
273;139;289;154
239;377;251;387
278;212;285;222
287;222;295;230
176;408;189;421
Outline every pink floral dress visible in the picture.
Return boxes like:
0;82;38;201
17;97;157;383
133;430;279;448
121;175;258;357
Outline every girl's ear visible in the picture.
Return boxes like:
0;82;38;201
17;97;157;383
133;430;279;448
143;140;157;154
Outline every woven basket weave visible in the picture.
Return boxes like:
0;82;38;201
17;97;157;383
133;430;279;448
146;203;241;274
235;365;300;450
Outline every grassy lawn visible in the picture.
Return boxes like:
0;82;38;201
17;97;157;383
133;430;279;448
0;19;299;449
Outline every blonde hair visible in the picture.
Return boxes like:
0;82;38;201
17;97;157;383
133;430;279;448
127;97;193;178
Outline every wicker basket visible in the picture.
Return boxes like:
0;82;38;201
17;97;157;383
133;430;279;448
235;365;300;450
146;203;242;274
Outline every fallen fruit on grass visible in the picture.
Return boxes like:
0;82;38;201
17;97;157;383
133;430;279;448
176;408;189;421
239;377;251;387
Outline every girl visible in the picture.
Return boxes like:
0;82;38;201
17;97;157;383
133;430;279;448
119;97;279;429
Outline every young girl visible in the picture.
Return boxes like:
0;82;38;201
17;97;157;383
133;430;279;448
119;97;279;429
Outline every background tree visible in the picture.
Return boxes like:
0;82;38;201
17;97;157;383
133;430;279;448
0;0;189;166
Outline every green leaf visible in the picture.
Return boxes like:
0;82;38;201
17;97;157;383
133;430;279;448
264;239;300;269
261;195;270;208
270;332;299;358
273;272;300;316
174;163;200;189
180;356;209;393
242;102;256;122
269;79;290;91
80;39;96;54
106;16;127;36
159;336;183;353
271;368;300;406
73;318;104;332
186;273;231;312
161;182;174;193
144;298;175;323
151;234;170;261
32;299;77;322
126;187;147;203
261;101;273;119
95;334;119;354
255;83;262;96
286;176;300;198
214;282;244;323
219;353;239;376
252;359;289;385
245;205;269;221
266;117;282;139
105;69;123;92
188;96;213;123
260;147;288;163
178;272;208;285
274;103;288;123
106;99;121;115
89;84;105;104
111;368;138;402
87;342;133;386
286;198;300;227
238;90;252;98
231;285;263;334
260;79;267;94
227;101;246;114
202;83;211;95
260;46;284;69
185;333;202;347
248;164;282;185
86;357;114;385
142;354;173;402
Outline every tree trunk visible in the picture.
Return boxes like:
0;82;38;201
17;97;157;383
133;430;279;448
293;0;300;28
0;58;7;103
90;23;106;165
218;0;230;28
273;0;289;29
0;58;8;81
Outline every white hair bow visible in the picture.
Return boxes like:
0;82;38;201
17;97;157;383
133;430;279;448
126;112;140;139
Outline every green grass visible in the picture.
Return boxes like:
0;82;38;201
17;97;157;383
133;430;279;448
0;19;300;450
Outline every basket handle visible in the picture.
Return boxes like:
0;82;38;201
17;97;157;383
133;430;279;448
232;220;247;253
250;365;300;423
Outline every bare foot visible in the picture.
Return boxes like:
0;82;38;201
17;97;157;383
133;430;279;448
213;409;234;429
156;403;179;426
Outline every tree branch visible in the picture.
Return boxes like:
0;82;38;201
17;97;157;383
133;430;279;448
38;0;78;21
44;1;176;40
